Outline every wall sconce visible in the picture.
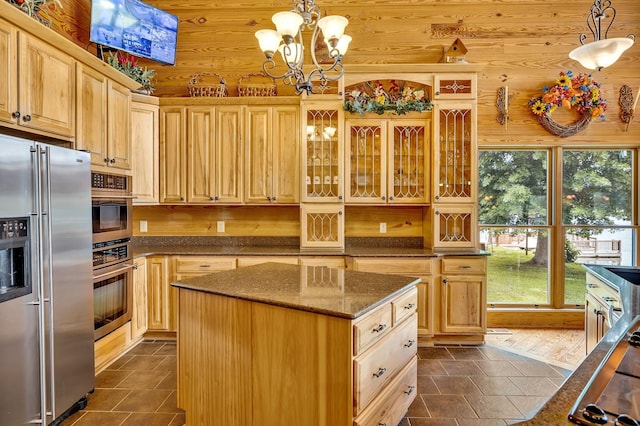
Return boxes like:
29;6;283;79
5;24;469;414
569;0;635;71
496;86;509;127
619;85;640;131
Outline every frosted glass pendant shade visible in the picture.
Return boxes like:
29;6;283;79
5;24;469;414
272;11;303;38
326;34;351;57
569;37;634;70
255;29;282;55
317;15;348;40
278;43;304;66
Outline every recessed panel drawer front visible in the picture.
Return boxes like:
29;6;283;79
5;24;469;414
174;256;237;273
352;258;432;275
392;287;418;326
354;356;418;426
353;302;393;356
441;257;486;274
354;314;418;414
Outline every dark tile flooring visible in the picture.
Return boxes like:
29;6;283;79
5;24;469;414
60;340;573;426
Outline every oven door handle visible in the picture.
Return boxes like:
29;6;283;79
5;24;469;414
93;263;135;280
91;194;136;199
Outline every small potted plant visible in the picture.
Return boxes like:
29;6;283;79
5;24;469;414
105;51;156;94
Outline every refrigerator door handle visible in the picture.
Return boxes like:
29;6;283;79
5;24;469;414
40;145;57;422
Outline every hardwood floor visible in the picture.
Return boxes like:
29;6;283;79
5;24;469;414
484;328;586;370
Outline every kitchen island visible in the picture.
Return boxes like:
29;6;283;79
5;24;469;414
171;262;420;426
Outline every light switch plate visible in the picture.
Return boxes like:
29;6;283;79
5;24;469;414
379;223;387;233
217;221;225;233
140;220;148;232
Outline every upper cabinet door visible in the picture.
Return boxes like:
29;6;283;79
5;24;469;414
160;106;187;203
433;102;476;203
345;119;387;204
19;33;75;138
0;19;17;125
387;119;430;204
271;106;299;204
76;63;108;167
245;106;272;203
187;106;216;203
106;80;132;170
131;98;159;204
301;101;344;203
214;106;243;204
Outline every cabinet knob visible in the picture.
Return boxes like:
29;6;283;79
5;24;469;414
180;197;184;201
338;195;343;200
404;385;415;395
338;210;343;215
435;91;441;96
210;196;215;201
443;279;448;284
404;339;415;348
110;158;116;164
215;196;219;201
381;196;386;201
372;323;387;333
23;114;31;122
372;367;387;378
587;283;597;288
435;211;440;215
435;195;440;200
104;157;110;163
267;196;272;201
12;111;20;118
389;196;394;200
272;197;276;202
404;303;416;310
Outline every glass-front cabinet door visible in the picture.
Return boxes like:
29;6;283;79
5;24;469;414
345;120;387;203
388;119;430;204
301;102;344;202
433;102;475;204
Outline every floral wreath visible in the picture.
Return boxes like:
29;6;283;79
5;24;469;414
344;80;433;115
528;70;606;138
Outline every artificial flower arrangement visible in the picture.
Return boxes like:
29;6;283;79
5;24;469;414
8;0;62;26
344;80;433;115
528;70;606;137
105;51;156;94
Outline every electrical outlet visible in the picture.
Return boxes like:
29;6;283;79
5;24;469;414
379;222;387;233
217;221;225;233
140;220;148;232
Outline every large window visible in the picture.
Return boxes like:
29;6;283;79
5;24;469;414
479;148;635;308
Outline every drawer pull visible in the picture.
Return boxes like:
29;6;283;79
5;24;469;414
404;303;415;310
372;367;387;378
587;283;597;288
404;385;415;395
404;339;415;348
372;324;387;333
200;265;211;268
379;423;387;426
458;265;472;269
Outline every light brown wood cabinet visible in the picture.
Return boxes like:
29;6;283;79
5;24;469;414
187;106;243;203
349;257;434;338
437;257;487;341
146;255;171;331
345;116;431;205
131;257;148;341
131;94;159;204
244;105;300;204
176;278;417;426
585;271;619;353
76;63;132;172
159;106;187;203
0;22;75;139
429;100;477;248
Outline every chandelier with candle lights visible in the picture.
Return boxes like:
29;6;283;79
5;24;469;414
254;0;351;95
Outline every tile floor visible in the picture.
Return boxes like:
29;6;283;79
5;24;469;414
60;340;573;426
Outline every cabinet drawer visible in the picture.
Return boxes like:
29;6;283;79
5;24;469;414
352;257;432;275
441;257;486;274
354;314;418;414
353;302;393;356
174;256;236;273
392;288;418;326
354;356;417;426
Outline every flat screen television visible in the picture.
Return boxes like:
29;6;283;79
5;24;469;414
90;0;178;65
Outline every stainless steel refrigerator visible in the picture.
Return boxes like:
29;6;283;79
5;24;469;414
0;134;95;425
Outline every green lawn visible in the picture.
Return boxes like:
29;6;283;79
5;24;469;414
486;247;585;305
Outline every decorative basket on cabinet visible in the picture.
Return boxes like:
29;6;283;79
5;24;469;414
187;72;228;97
237;72;277;97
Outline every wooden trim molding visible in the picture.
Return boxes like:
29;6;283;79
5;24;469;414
488;308;584;329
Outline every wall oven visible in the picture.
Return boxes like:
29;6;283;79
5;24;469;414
92;238;134;341
91;172;133;244
91;172;134;340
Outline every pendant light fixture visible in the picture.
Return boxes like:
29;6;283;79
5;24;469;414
255;0;351;95
569;0;635;71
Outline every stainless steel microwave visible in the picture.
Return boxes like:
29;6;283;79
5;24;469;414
91;172;133;244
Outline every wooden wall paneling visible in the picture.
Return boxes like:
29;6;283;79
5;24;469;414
345;206;424;238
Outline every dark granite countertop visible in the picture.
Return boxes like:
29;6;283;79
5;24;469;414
517;264;640;425
170;262;420;320
132;236;489;258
